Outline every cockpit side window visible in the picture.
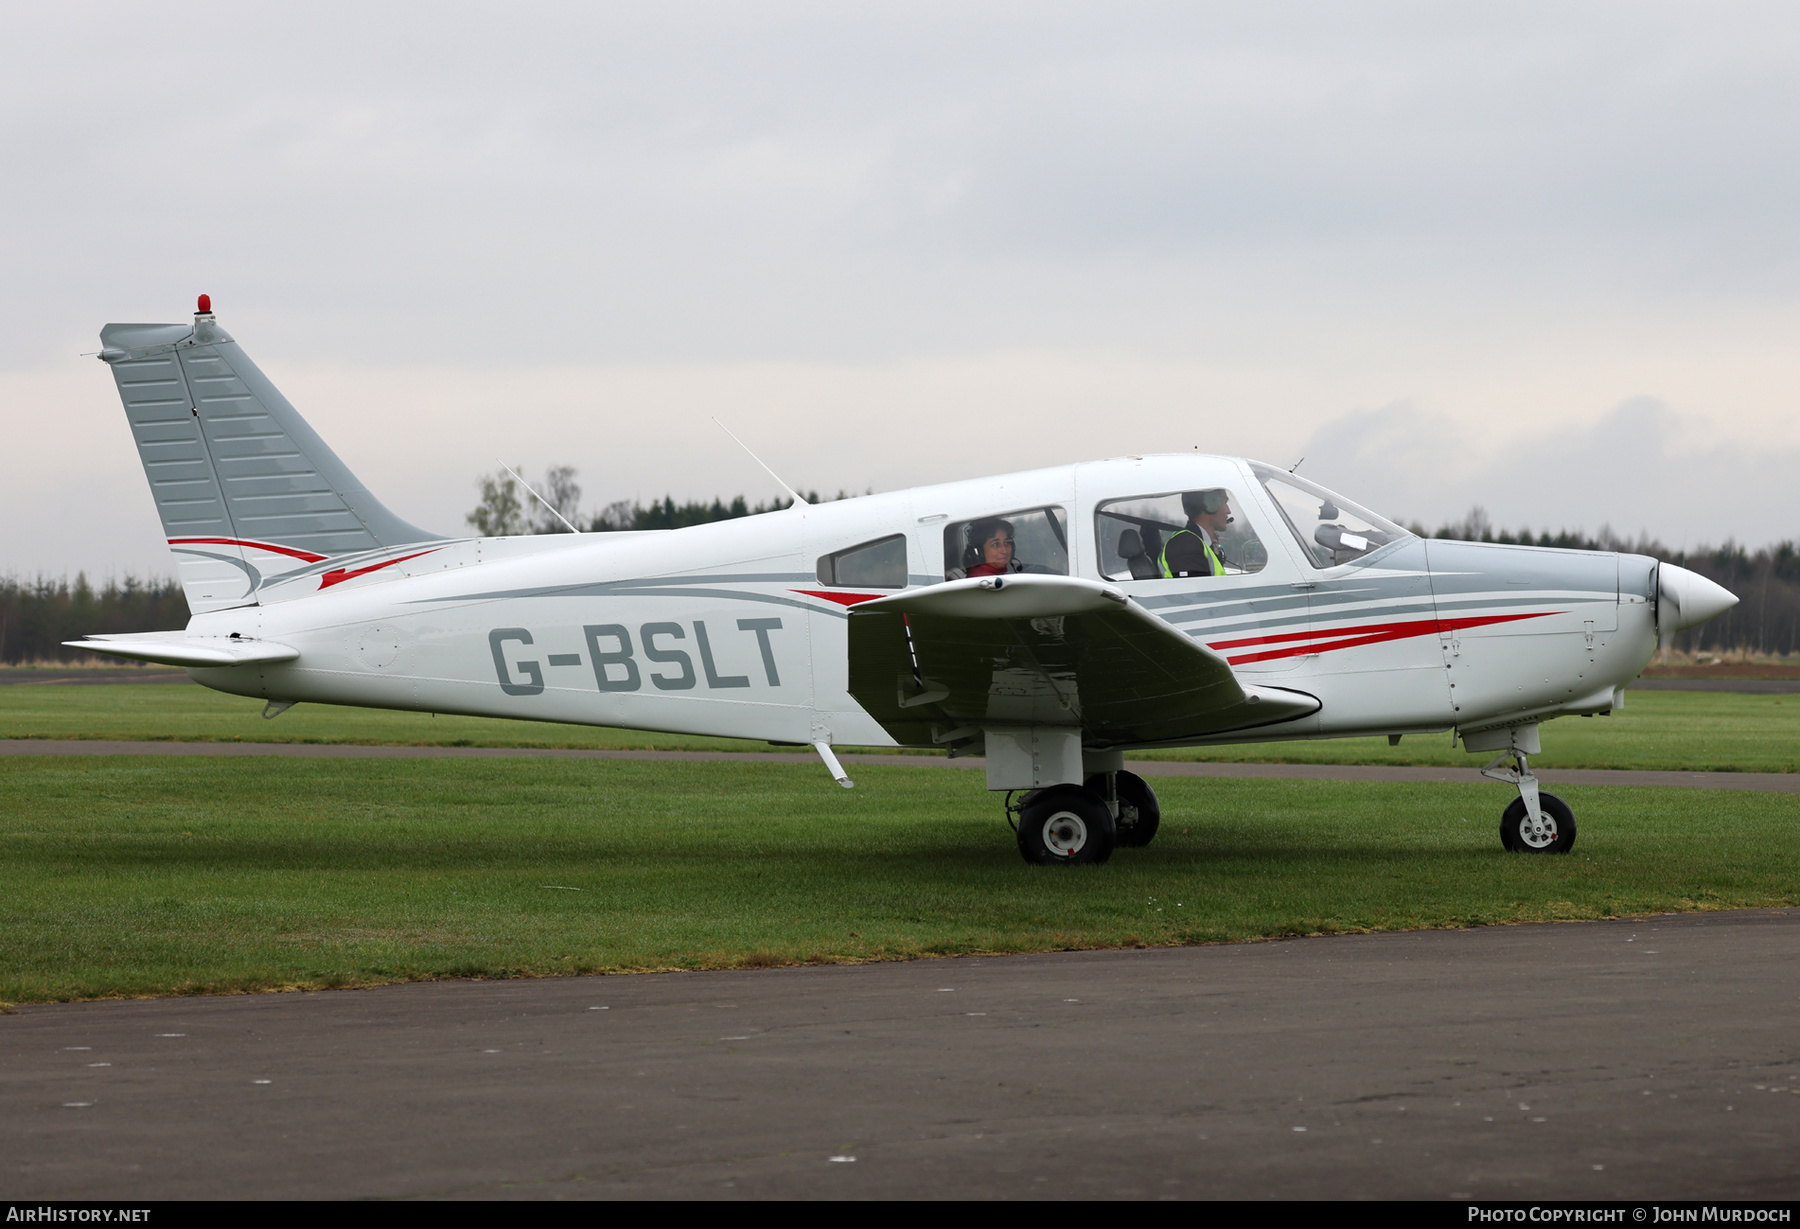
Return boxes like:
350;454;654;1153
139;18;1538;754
817;534;908;588
1094;490;1268;581
1252;464;1412;568
943;506;1069;580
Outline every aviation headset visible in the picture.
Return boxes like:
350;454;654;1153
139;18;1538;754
963;517;1017;570
1181;489;1228;518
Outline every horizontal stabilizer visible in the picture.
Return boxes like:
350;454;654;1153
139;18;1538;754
63;632;299;668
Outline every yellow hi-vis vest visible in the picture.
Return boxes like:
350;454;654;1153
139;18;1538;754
1159;529;1224;578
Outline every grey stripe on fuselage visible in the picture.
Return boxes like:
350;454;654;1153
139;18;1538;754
1132;571;1611;643
414;573;839;618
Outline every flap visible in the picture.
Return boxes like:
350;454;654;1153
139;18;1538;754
846;577;1318;749
64;632;299;668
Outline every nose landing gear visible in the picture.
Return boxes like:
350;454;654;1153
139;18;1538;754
1500;791;1576;852
1481;748;1577;854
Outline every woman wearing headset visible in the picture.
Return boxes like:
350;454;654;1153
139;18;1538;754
964;517;1020;578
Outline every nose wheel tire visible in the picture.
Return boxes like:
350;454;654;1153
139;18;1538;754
1500;792;1576;854
1084;770;1161;848
1017;785;1116;866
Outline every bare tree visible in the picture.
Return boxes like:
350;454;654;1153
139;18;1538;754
532;465;582;533
591;499;638;532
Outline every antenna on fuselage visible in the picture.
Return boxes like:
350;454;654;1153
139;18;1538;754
1289;456;1305;473
711;418;807;509
497;460;581;533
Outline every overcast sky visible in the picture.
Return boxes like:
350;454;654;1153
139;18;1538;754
5;2;1799;578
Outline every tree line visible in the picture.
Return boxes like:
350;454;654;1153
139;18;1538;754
465;464;852;535
1407;507;1799;655
0;575;188;665
4;485;1788;661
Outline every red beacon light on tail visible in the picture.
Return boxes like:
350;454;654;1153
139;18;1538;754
196;294;212;315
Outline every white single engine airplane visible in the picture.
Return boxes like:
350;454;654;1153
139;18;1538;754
72;297;1739;865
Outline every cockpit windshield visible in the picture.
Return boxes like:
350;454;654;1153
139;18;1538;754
1251;464;1412;568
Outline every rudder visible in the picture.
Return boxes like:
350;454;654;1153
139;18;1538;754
99;298;443;613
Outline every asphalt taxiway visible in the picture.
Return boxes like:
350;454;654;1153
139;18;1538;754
4;910;1796;1200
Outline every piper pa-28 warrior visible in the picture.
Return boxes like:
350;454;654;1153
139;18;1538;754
72;298;1740;866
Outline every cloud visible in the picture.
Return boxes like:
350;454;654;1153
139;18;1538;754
1299;396;1800;549
7;4;1800;575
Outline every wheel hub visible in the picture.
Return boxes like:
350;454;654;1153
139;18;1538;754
1519;814;1559;849
1042;811;1089;856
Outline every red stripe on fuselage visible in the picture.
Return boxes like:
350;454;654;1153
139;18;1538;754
1211;611;1560;666
318;549;441;589
793;589;887;607
168;537;328;563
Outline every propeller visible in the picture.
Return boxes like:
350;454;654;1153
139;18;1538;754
1656;563;1738;635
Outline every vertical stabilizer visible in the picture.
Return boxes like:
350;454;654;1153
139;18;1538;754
98;299;443;613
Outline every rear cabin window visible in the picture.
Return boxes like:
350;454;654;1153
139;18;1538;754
1094;489;1269;581
944;506;1069;580
816;534;908;588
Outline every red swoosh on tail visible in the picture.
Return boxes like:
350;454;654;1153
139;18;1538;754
169;537;328;563
319;549;440;590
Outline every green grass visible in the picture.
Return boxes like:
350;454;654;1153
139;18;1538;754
1134;689;1800;773
2;684;1795;772
3;756;1796;1003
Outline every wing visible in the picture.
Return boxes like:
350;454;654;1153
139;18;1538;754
846;574;1318;750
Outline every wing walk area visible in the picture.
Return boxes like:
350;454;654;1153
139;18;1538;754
846;582;1319;750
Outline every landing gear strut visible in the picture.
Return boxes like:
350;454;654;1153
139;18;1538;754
1481;748;1577;854
1083;770;1161;848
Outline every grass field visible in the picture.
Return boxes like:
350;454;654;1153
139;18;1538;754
4;682;1794;1004
2;682;1796;772
3;755;1797;1004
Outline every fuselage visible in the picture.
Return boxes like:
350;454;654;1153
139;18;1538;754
186;454;1657;751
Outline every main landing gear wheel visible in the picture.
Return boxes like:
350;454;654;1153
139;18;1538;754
1500;792;1576;854
1084;770;1161;848
1017;785;1116;866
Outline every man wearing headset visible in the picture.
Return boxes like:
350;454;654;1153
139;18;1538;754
1159;489;1232;578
